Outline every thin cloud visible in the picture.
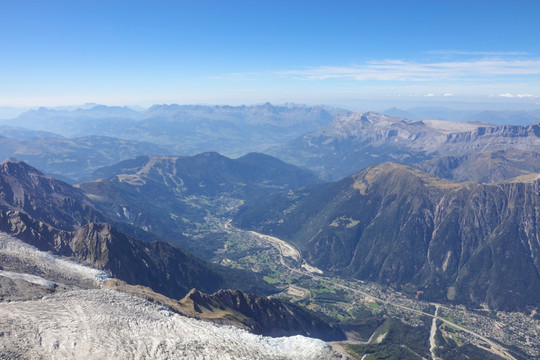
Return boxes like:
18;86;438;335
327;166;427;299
276;58;540;82
426;50;529;56
499;93;538;98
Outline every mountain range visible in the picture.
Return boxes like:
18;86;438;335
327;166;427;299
5;106;540;185
78;152;321;256
0;160;274;299
0;156;351;327
383;106;540;126
3;103;344;157
235;162;540;312
0;134;169;183
270;111;540;180
2;103;540;358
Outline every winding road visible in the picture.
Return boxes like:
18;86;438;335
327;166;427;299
243;226;518;360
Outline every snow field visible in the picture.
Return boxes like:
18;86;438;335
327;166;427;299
0;289;339;360
0;231;110;286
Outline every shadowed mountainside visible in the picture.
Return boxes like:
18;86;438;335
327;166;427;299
235;162;540;311
0;160;273;299
179;288;346;341
0;160;105;230
78;152;321;254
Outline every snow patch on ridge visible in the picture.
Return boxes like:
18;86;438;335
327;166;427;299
421;119;485;133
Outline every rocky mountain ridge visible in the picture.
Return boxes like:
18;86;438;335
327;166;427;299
235;162;540;311
416;149;540;183
0;135;169;183
269;111;540;180
179;288;345;340
0;160;273;299
78;152;321;255
5;103;344;158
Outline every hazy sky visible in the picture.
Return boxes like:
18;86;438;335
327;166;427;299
1;0;539;109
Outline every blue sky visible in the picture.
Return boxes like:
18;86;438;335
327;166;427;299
1;0;539;110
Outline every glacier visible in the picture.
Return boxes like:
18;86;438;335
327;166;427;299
0;231;341;359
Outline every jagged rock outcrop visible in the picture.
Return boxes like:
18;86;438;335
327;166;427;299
180;288;346;341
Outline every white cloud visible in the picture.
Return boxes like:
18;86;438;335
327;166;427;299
444;93;453;97
499;93;538;98
276;58;540;82
424;93;436;97
426;50;529;56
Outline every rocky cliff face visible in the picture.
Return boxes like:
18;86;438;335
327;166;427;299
180;288;346;341
0;210;229;299
421;177;540;310
235;163;540;311
416;149;540;183
443;123;540;146
0;160;104;230
0;160;273;300
269;112;540;180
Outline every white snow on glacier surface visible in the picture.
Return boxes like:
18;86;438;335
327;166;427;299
0;269;57;288
0;231;110;286
0;289;339;359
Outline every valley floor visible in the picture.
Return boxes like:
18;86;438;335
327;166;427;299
220;222;540;360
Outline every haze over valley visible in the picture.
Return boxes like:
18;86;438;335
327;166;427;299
1;102;540;359
1;1;540;359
